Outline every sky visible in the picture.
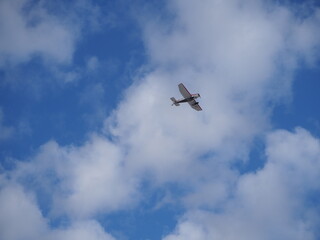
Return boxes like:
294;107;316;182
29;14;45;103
0;0;320;239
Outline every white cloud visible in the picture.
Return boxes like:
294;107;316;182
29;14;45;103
289;8;320;65
15;135;139;219
0;0;76;66
59;135;138;218
106;0;320;185
0;0;104;68
0;179;117;240
164;128;320;240
163;219;208;240
1;0;320;239
106;71;261;184
142;0;319;99
0;182;47;240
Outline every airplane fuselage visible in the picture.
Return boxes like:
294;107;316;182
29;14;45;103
176;95;199;104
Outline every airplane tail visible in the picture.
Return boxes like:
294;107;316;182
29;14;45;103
170;97;180;106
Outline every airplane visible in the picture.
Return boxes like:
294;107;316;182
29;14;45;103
170;83;202;111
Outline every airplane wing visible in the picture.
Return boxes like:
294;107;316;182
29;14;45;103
178;83;192;98
188;99;202;111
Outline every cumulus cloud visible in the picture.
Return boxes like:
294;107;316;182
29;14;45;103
0;0;75;66
106;0;320;184
0;180;117;240
164;128;320;240
15;135;139;219
1;0;320;239
0;0;103;67
142;0;320;101
0;183;47;240
163;219;208;240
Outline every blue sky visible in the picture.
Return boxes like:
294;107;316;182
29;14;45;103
0;0;320;240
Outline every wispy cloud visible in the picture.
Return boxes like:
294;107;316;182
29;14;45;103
0;108;15;141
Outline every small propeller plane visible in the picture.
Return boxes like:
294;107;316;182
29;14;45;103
170;83;202;111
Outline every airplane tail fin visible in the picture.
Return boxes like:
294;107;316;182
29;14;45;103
170;97;180;106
